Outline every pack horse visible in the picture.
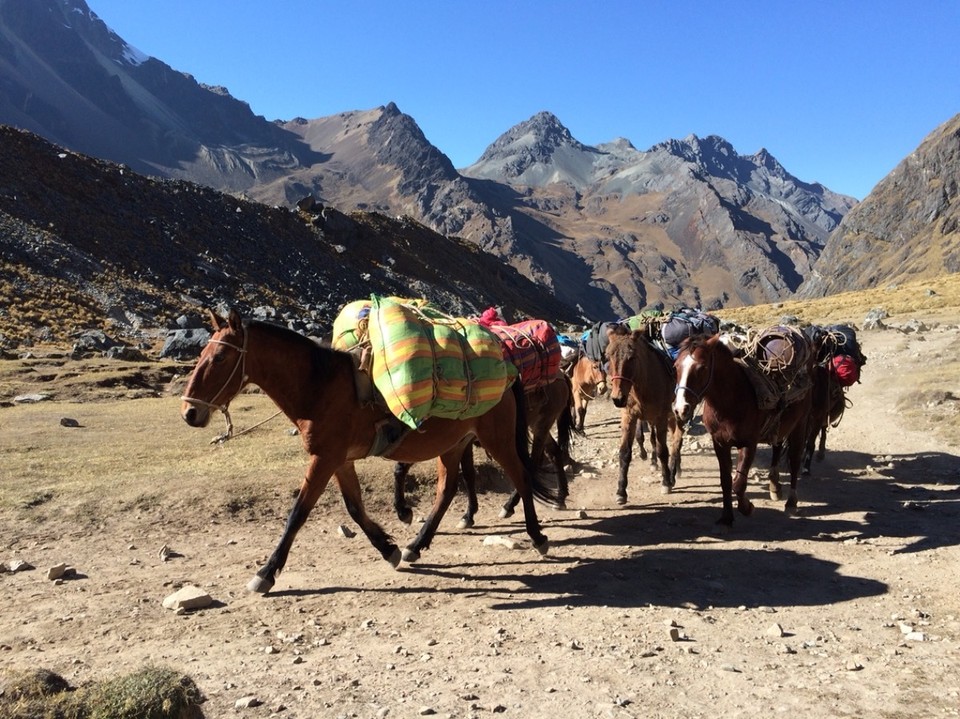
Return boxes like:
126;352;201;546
180;309;558;593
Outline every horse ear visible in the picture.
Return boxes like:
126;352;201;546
208;308;226;331
228;308;244;332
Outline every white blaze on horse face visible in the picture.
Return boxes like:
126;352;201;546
673;353;696;419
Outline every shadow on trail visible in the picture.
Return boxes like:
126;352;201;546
269;447;958;610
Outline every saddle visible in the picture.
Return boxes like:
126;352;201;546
734;326;814;441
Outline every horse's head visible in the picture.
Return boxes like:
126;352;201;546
604;324;639;409
181;309;249;428
672;335;717;427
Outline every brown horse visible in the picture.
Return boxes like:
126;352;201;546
673;334;813;527
180;310;558;593
569;352;607;432
605;324;683;502
802;363;847;474
394;374;576;542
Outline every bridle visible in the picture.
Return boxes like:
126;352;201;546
181;327;249;439
674;349;714;406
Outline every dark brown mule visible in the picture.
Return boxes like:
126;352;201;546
605;324;683;503
802;364;846;474
672;334;813;527
394;374;576;539
180;310;557;592
570;352;606;432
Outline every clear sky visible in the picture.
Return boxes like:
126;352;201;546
87;0;959;201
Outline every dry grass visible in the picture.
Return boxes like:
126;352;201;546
2;273;958;518
714;272;960;328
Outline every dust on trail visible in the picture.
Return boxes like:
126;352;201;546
1;324;959;719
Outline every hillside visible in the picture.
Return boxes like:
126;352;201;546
0;126;579;349
799;114;960;297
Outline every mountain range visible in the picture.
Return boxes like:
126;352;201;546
0;0;957;334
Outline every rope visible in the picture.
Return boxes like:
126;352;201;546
212;407;286;445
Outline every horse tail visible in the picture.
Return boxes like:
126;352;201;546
563;373;584;437
510;380;560;506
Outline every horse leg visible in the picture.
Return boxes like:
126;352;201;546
768;443;783;500
616;409;638;505
733;446;756;517
544;434;569;508
335;463;401;565
403;446;465;563
248;456;395;594
456;445;479;529
785;430;806;514
654;418;672;494
667;416;683;486
802;425;815;476
816;425;827;462
575;397;587;433
483;441;549;555
392;462;415;524
637;420;649;461
714;440;735;529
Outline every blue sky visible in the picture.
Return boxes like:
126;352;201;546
88;0;959;201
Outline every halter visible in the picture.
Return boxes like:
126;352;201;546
181;328;249;440
674;349;714;405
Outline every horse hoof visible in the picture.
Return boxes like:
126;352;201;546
554;500;567;511
769;489;782;501
397;508;413;525
386;547;402;568
660;484;672;495
246;575;275;594
401;547;421;563
456;517;475;530
739;500;755;517
534;538;550;556
615;494;627;506
499;506;515;519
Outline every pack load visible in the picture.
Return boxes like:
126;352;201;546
823;324;867;368
736;325;814;411
333;296;515;429
660;308;720;359
332;296;429;351
489;319;561;390
582;321;620;363
830;355;860;387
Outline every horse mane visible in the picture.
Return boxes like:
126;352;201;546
246;319;352;378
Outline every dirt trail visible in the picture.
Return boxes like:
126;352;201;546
1;323;959;718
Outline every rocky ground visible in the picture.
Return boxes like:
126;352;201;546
1;317;959;718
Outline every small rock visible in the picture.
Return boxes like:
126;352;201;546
1;559;33;573
668;627;682;642
59;417;81;428
904;631;926;642
846;660;864;671
47;563;69;580
13;393;50;404
162;585;213;611
235;696;262;709
767;623;786;638
418;707;436;716
576;509;589;519
338;524;356;538
482;535;522;550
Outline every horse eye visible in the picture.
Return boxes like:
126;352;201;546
212;349;226;364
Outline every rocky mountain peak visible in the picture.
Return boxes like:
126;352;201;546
473;111;589;168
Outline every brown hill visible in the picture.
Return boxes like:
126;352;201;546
0;126;579;349
799;113;960;297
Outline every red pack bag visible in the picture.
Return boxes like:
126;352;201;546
831;354;860;386
489;319;561;390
